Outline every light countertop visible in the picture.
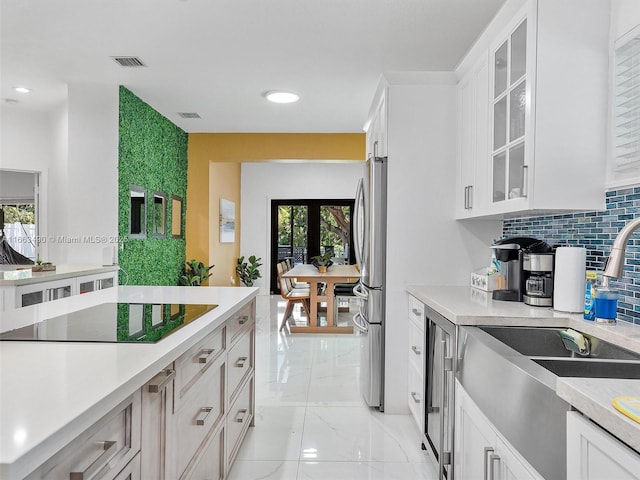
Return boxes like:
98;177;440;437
0;285;258;480
0;264;119;286
407;285;640;454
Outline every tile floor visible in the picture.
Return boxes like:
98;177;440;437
228;295;439;480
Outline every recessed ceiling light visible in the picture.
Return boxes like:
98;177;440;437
13;87;31;94
264;91;300;104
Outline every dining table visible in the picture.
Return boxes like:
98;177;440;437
281;263;360;333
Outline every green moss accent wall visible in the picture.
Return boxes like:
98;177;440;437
118;86;188;285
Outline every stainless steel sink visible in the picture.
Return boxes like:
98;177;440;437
532;358;640;379
479;326;640;360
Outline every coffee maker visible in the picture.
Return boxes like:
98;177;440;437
522;251;555;306
491;237;552;302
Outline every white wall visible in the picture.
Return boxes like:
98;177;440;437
0;83;119;265
240;161;364;294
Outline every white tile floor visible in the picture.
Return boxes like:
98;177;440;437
228;295;439;480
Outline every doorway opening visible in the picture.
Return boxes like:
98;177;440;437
0;170;40;263
269;199;355;293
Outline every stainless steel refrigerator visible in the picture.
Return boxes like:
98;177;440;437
352;155;387;410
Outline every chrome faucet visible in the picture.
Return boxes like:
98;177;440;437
603;216;640;279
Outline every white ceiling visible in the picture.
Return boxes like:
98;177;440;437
1;0;506;133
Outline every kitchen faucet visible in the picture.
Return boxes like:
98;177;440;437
603;216;640;279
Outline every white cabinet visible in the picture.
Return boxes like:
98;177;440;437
407;295;425;431
15;278;74;308
139;299;255;480
456;54;490;218
567;411;640;480
26;392;141;480
456;0;609;218
366;92;387;159
454;380;543;480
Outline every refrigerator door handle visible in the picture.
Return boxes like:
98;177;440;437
353;282;368;299
352;311;369;333
353;177;364;268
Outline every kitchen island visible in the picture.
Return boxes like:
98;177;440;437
0;285;258;480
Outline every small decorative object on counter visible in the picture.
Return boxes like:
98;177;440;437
595;282;618;324
470;267;500;292
32;259;56;272
583;270;599;321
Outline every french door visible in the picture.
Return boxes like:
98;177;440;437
269;199;355;294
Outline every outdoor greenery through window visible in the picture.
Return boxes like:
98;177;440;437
1;204;37;261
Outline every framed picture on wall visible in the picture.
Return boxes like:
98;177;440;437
220;198;235;243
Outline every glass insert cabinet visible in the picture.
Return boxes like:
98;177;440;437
491;17;528;205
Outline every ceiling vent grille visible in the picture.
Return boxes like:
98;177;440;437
178;112;201;119
111;56;146;67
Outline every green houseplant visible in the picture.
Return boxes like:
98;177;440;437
311;252;333;273
179;259;214;286
236;255;262;287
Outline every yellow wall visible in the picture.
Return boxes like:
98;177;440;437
186;133;365;286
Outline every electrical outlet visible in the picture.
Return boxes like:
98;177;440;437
230;276;235;285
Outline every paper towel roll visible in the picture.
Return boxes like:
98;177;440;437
553;247;586;312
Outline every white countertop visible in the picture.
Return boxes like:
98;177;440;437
0;264;119;286
407;285;640;453
0;285;258;480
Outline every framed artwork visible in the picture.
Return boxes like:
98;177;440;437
220;198;235;243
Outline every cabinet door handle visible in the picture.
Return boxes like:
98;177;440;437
198;349;215;364
468;185;473;209
147;369;175;393
490;453;500;480
373;140;379;158
238;315;249;325
483;447;494;480
410;391;421;404
70;441;118;480
464;186;468;209
234;408;249;423
522;165;529;198
235;356;248;368
411;345;421;356
195;407;214;426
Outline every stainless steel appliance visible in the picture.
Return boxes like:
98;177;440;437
491;237;551;302
424;304;456;480
523;252;555;306
352;155;387;410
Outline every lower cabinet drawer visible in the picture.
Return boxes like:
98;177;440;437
26;392;141;480
407;363;423;427
183;427;224;480
227;301;254;345
114;452;141;480
174;359;226;478
227;329;253;403
227;376;254;468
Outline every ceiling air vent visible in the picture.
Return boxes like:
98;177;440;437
111;56;146;67
178;112;201;119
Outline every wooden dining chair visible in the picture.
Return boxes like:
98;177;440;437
277;269;311;331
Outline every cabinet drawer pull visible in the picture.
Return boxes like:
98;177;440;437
195;407;214;426
235;356;248;368
411;308;422;317
147;369;175;393
238;315;249;325
234;408;248;423
410;392;421;404
411;345;421;356
489;453;500;480
198;349;215;364
70;440;118;480
483;447;494;480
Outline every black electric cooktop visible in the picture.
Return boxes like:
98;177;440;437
0;302;217;343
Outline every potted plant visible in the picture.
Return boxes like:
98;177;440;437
179;259;214;286
236;255;262;287
311;253;333;273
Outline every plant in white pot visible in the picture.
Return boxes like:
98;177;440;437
236;255;262;287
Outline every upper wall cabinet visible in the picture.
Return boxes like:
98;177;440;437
456;0;610;219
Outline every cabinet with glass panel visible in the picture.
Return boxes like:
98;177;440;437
456;0;610;219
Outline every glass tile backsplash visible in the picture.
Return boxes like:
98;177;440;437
502;187;640;325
